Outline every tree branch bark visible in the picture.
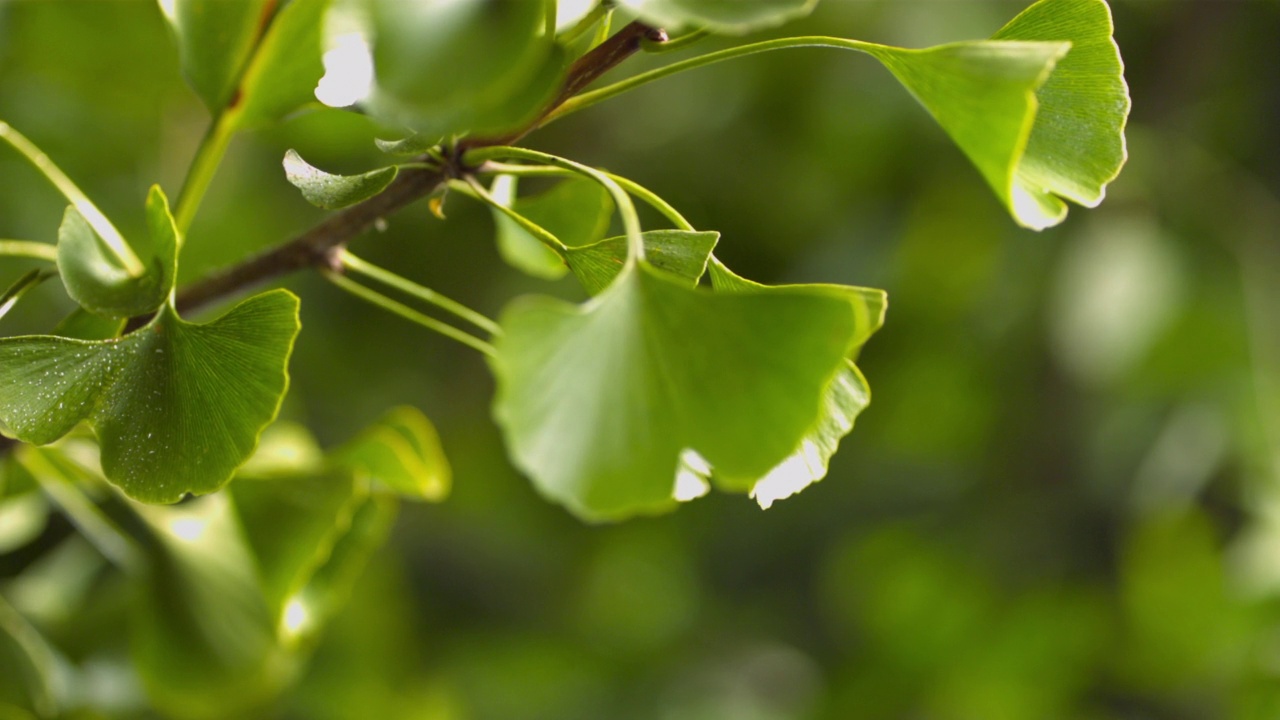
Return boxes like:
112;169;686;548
174;21;655;316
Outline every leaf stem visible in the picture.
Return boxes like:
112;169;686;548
0;268;57;322
0;121;143;276
463;146;646;262
542;36;882;126
174;111;237;238
339;250;500;336
0;595;58;718
0;240;58;263
323;270;497;357
459;175;569;255
476;162;695;231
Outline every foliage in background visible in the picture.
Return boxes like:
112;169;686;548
1;0;1277;718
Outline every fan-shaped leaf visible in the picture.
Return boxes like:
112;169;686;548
491;261;859;520
707;258;885;507
868;0;1128;229
335;406;451;501
566;230;718;295
283;150;398;210
0;290;300;503
56;185;177;318
235;0;332;128
489;175;616;280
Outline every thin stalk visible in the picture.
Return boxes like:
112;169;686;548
0;595;58;718
642;29;711;53
0;121;143;275
174;111;237;238
21;449;142;573
543;36;882;126
464;146;645;262
1;268;57;321
339;250;500;336
460;175;569;255
324;270;497;357
0;240;58;263
477;162;695;231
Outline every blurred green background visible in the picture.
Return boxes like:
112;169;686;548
2;1;1280;718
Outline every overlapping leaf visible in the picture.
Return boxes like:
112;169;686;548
369;0;566;140
235;0;332;128
866;0;1128;229
489;175;615;280
159;0;271;112
618;0;818;34
56;185;177;318
0;290;300;503
283;150;398;210
492;261;860;520
707;258;885;507
566;230;718;295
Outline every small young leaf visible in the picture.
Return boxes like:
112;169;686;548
0;290;301;504
374;134;439;158
489;176;567;280
707;258;886;507
283;150;398;210
618;0;818;34
160;0;271;112
491;261;859;520
335;406;451;501
56;185;178;318
566;230;719;295
235;0;332;128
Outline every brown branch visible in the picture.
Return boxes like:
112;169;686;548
174;21;655;316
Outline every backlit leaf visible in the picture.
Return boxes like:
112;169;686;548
0;290;300;503
491;261;859;520
490;175;616;280
283;150;398;210
335;406;451;501
235;0;332;128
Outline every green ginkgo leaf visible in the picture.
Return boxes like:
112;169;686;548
491;261;859;520
335;406;451;501
618;0;818;34
707;257;884;507
369;0;566;140
489;175;615;280
56;185;178;318
566;230;719;295
159;0;271;112
867;0;1127;229
283;150;398;210
234;0;332;128
131;494;291;719
0;290;300;503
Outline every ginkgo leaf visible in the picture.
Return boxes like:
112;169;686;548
369;0;566;140
159;0;271;112
866;0;1128;229
335;406;451;501
618;0;818;34
566;230;719;295
707;258;885;507
491;261;860;520
489;175;615;280
992;0;1129;224
283;150;398;210
234;0;331;128
131;493;292;719
0;290;300;504
56;185;177;318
